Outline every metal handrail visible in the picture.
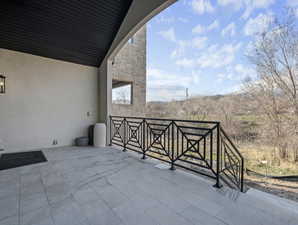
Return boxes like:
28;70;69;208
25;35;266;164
109;116;245;192
111;115;220;124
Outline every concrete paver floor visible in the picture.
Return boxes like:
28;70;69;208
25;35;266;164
0;146;297;225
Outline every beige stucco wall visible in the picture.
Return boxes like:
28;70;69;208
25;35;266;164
0;49;98;152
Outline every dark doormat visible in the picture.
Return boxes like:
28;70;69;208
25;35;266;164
0;151;47;171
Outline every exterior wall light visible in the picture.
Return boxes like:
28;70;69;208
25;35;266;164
0;75;6;94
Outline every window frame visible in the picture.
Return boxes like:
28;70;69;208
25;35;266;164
112;79;133;105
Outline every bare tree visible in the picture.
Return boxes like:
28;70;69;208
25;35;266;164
247;10;298;117
244;9;298;161
113;85;131;104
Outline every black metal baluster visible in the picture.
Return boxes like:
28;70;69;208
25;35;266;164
164;126;166;151
203;137;206;159
177;125;179;157
142;119;146;159
241;156;244;192
182;135;184;154
214;124;222;189
123;118;127;152
167;125;170;156
147;123;149;152
170;121;175;170
149;123;151;152
210;131;213;170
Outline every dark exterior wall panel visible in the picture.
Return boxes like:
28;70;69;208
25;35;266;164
0;0;133;66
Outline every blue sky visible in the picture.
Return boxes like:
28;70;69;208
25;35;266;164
146;0;298;102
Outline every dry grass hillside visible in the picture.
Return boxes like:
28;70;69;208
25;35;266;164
146;94;298;201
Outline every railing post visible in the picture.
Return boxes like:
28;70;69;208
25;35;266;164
170;121;175;170
142;118;146;160
123;118;127;152
241;159;244;192
213;123;222;189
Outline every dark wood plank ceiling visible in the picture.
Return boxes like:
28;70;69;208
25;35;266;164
0;0;133;67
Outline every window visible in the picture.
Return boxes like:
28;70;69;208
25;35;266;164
128;37;134;44
112;80;132;105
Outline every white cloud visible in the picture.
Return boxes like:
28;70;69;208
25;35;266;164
172;42;242;69
287;0;298;17
175;58;196;68
243;0;275;19
234;64;256;80
287;0;298;7
221;22;236;37
178;17;189;23
192;20;219;34
155;15;175;24
218;0;242;9
196;43;242;68
244;13;274;36
159;28;207;59
158;29;191;60
192;24;205;34
147;68;196;87
159;27;176;42
218;0;275;19
147;68;200;101
171;48;183;58
171;36;208;59
191;0;215;15
170;40;189;58
216;72;234;83
207;20;219;30
216;63;256;83
192;36;208;49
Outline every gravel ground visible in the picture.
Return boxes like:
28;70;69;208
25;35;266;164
245;175;298;202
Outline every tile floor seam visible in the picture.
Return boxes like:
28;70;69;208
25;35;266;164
65;194;93;225
178;204;230;225
39;162;57;225
146;198;197;225
76;175;127;225
87;191;126;225
212;214;233;225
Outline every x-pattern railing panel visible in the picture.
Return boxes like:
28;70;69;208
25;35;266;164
111;119;125;144
110;116;245;192
145;121;172;162
127;120;143;149
173;123;216;175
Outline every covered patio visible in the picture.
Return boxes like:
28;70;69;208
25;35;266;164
1;147;297;225
1;1;298;225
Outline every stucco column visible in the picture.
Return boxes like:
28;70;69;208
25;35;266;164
98;58;113;144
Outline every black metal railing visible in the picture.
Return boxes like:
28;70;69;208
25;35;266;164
109;116;245;192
